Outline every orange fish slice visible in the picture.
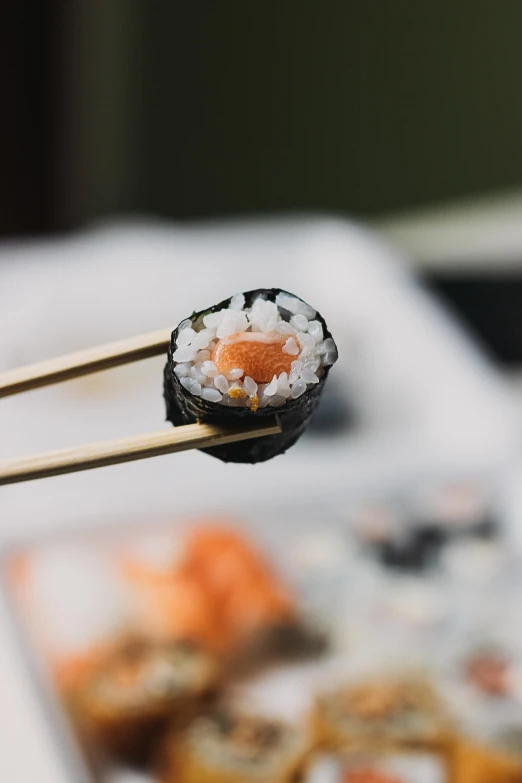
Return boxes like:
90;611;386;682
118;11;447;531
129;573;225;651
211;332;299;383
184;530;266;594
184;527;293;600
183;527;296;639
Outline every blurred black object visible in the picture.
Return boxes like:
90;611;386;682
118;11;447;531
376;528;444;572
1;3;68;234
372;510;498;572
427;275;522;366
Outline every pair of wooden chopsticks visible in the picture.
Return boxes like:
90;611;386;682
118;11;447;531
0;329;281;485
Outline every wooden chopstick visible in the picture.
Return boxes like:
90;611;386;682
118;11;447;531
0;330;281;484
0;419;281;485
0;328;172;398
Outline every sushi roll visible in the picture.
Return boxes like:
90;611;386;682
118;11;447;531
304;751;449;783
451;732;522;783
313;677;450;755
163;288;338;463
411;481;498;544
157;708;311;783
75;637;219;763
464;648;512;697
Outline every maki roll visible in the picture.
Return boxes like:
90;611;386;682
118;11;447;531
304;752;449;783
158;708;311;783
464;648;512;697
314;677;450;754
164;289;338;463
451;732;522;783
74;637;219;763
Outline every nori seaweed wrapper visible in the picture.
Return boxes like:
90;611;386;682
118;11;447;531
163;288;337;463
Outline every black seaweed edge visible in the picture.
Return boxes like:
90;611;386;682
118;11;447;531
163;288;337;464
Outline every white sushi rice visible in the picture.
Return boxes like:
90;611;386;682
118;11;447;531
172;293;338;409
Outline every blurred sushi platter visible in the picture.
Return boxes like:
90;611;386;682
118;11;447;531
1;219;522;783
4;477;522;783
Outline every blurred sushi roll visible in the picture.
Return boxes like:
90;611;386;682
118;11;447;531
451;730;522;783
163;288;338;463
157;708;312;783
441;642;522;721
377;528;443;572
304;751;449;783
74;637;219;763
464;648;512;698
438;643;522;778
313;677;451;755
411;481;498;545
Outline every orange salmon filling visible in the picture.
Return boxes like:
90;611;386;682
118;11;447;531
211;331;299;384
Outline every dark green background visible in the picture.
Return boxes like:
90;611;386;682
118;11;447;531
5;2;522;232
68;1;522;226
